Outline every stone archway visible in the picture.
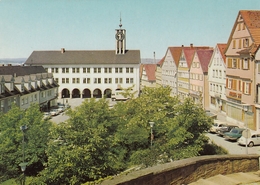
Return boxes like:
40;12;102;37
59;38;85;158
72;88;80;98
104;89;112;98
61;88;70;98
82;89;91;98
93;88;102;98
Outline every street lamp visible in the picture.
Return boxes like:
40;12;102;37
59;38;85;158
243;104;249;154
62;94;65;105
149;122;155;148
20;125;28;185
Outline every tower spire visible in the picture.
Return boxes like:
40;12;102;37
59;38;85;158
119;13;122;28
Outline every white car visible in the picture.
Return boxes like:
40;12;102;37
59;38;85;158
50;109;59;116
209;120;228;133
238;130;260;147
43;112;51;120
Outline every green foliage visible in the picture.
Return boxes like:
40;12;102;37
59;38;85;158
0;104;52;182
1;86;221;184
37;98;124;185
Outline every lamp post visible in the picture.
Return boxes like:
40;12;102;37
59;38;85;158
19;125;28;185
149;122;155;148
243;105;249;154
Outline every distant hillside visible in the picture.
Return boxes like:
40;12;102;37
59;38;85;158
0;58;27;65
141;58;160;64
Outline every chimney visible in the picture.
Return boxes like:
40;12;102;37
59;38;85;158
190;43;193;48
181;45;184;47
61;48;65;53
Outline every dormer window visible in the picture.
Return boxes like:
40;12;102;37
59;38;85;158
243;39;249;48
10;82;14;91
21;84;24;92
28;82;31;90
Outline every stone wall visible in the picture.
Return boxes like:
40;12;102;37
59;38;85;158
100;154;259;185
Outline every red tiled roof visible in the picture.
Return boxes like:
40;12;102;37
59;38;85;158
226;10;260;54
183;48;196;68
144;64;156;81
197;49;214;73
167;46;210;67
157;56;165;67
217;44;227;63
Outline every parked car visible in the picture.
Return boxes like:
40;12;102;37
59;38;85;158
57;105;65;113
50;109;59;116
224;128;245;141
209;120;228;133
238;130;260;147
43;112;51;120
217;125;239;137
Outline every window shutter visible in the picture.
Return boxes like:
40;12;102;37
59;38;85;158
249;83;251;95
248;59;250;70
238;80;241;91
243;82;245;93
226;78;228;88
233;79;237;90
238;59;240;69
228;58;232;68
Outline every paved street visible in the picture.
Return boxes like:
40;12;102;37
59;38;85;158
50;98;116;124
206;132;260;155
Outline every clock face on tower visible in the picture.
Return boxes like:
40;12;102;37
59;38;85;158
115;31;125;41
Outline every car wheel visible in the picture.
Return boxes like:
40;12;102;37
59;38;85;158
248;142;254;147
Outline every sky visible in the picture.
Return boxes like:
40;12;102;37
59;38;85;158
0;0;259;59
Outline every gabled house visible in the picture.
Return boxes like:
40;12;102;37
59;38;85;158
208;44;227;113
161;47;183;96
178;46;196;101
190;49;213;109
155;57;164;87
225;10;260;130
140;64;156;89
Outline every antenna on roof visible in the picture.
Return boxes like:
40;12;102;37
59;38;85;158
119;12;122;28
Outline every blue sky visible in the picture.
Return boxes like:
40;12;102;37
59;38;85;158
0;0;259;59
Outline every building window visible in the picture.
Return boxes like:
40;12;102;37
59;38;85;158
21;84;24;92
232;59;237;68
243;39;249;48
62;68;69;73
104;78;112;84
115;78;123;83
72;68;80;73
115;68;123;73
104;68;112;73
242;58;249;70
227;79;232;89
244;82;251;95
62;78;69;83
94;68;101;73
83;68;90;73
72;78;80;83
126;67;134;73
126;78;134;84
94;78;101;84
83;78;90;84
51;68;59;73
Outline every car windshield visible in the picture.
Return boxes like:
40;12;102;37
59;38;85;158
231;129;239;133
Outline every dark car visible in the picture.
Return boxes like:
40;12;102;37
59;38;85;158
217;125;239;137
224;128;245;141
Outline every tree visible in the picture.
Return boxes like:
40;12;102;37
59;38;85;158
0;104;52;182
37;98;125;185
164;97;213;160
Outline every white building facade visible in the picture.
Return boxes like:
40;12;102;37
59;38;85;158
208;44;227;113
25;23;141;100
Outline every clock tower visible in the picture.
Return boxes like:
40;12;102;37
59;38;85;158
115;17;126;55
